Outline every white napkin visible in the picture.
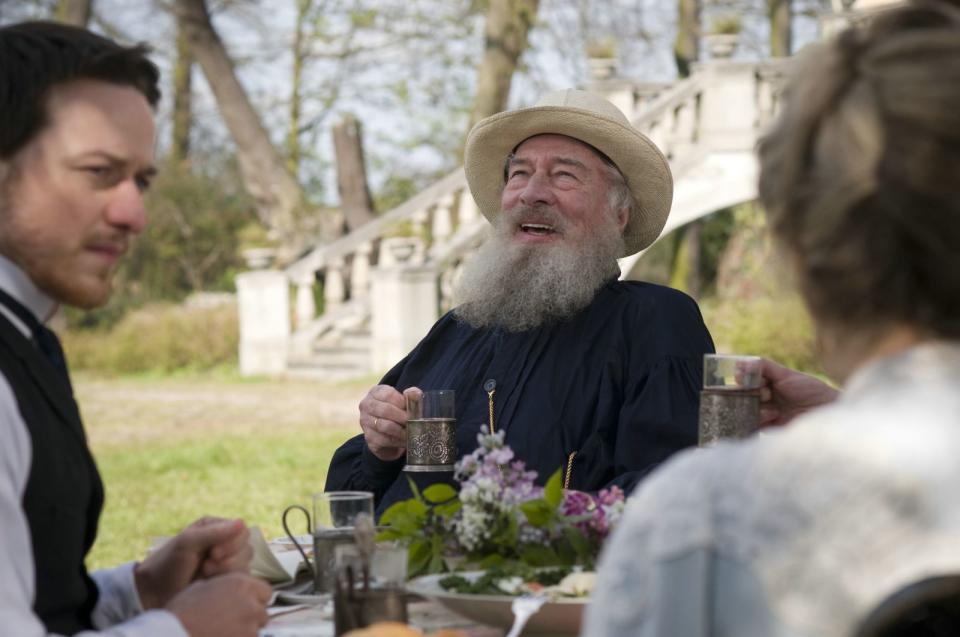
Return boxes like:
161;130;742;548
249;527;306;584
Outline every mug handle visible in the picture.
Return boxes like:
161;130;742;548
282;504;314;578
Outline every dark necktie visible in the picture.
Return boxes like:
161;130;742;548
0;287;73;390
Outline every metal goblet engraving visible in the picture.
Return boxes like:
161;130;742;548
404;389;456;472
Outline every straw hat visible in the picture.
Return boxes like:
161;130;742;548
463;89;673;257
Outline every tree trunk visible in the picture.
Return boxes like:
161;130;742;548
769;0;792;57
332;115;375;233
674;0;700;78
172;0;305;252
286;0;311;177
467;0;539;133
171;16;193;165
55;0;92;26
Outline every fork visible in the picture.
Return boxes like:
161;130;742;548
506;594;548;637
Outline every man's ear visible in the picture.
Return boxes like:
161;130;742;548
616;206;629;232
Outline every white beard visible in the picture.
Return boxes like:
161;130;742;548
453;204;624;332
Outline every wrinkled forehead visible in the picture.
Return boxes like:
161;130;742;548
503;134;619;181
512;133;612;163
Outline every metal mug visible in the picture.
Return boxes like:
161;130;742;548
698;354;763;446
281;491;374;594
333;564;408;636
403;389;457;472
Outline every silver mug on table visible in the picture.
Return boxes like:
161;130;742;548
333;564;408;636
403;389;457;472
281;491;374;594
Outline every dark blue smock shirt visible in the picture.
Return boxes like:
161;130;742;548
325;280;715;516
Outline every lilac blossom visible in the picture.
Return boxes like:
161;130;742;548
446;430;625;558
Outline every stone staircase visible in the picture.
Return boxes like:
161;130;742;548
237;56;789;380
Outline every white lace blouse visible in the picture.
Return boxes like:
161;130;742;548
583;342;960;637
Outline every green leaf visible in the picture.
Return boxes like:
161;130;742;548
375;527;402;541
408;499;428;517
554;540;578;566
563;526;593;562
378;499;427;536
519;544;560;567
478;553;505;568
378;500;411;527
408;539;432;578
433;500;462;519
544;469;563;509
505;514;519;546
520;499;553;527
423;483;458;504
427;533;446;574
406;476;425;503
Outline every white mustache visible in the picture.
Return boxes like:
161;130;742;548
502;204;569;234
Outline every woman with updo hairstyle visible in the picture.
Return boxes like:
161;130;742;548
583;2;960;637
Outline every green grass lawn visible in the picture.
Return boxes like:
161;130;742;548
87;428;355;569
77;373;362;570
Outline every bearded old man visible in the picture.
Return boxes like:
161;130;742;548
326;90;715;514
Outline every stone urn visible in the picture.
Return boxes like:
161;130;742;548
241;247;276;270
380;236;422;267
705;33;740;59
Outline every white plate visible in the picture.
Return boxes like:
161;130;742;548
271;534;313;552
405;571;587;636
272;577;329;608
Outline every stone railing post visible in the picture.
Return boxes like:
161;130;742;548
458;189;480;226
236;270;290;376
324;257;347;309
294;275;315;329
370;264;439;372
671;96;699;162
432;194;455;243
351;242;373;299
643;117;668;159
696;61;760;152
411;208;430;247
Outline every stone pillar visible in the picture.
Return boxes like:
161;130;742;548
294;275;315;328
236;270;289;376
458;190;480;226
696;60;759;152
324;257;346;309
432;194;455;243
370;265;439;372
351;242;373;299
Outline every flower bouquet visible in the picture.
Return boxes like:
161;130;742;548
377;430;625;579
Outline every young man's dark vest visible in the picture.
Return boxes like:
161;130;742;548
0;312;105;635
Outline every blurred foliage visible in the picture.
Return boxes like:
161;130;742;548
633;202;819;374
669;208;739;297
698;203;820;374
701;293;820;374
698;208;738;295
131;163;254;297
625;231;677;286
63;301;238;375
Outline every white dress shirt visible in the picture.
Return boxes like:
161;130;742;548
0;255;187;637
